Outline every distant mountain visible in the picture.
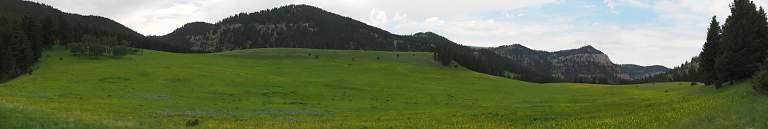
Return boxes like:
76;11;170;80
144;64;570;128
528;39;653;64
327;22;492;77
158;4;670;84
491;44;670;83
158;4;432;52
618;64;670;80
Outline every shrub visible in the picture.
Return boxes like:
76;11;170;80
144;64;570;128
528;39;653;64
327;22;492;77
752;67;768;95
185;119;200;127
112;45;129;57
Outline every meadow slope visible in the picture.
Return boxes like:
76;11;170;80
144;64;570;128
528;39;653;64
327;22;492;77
0;48;766;128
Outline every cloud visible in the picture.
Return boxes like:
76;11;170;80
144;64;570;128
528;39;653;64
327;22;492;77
367;8;389;27
31;0;564;35
604;0;616;9
424;17;446;26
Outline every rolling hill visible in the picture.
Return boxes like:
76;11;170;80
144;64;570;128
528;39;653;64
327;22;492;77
0;47;766;128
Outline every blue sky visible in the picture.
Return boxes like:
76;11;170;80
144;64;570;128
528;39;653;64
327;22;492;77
28;0;765;67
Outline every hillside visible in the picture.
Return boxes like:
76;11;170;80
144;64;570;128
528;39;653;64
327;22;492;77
0;47;766;128
0;0;187;81
491;44;670;84
0;0;180;51
620;64;672;80
157;4;432;52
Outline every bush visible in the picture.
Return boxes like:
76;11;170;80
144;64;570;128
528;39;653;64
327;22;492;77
112;45;129;57
752;68;768;95
185;119;200;127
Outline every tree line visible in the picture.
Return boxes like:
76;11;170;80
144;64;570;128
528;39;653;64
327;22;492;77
701;0;766;89
422;32;558;83
0;16;46;81
638;57;702;84
662;0;768;94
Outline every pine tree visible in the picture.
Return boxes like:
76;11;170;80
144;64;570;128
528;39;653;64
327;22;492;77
41;15;55;46
700;16;721;85
0;17;8;38
716;0;768;85
8;29;33;74
56;15;72;43
21;16;42;61
0;38;11;78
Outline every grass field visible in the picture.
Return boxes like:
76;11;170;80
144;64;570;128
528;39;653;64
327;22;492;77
0;47;767;128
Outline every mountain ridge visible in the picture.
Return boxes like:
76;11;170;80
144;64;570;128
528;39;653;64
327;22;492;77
491;44;669;83
157;4;433;52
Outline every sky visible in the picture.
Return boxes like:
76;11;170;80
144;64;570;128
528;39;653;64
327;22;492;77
27;0;768;67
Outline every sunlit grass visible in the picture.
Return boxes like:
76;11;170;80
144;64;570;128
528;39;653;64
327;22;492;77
0;47;766;128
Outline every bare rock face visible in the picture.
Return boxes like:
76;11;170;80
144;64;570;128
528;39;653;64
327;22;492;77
492;44;668;83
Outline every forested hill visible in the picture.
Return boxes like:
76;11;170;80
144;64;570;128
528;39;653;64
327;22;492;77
157;4;433;52
0;0;183;51
0;0;182;81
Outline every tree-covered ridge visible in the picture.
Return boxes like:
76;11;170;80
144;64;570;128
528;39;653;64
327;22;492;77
158;4;433;52
0;0;183;81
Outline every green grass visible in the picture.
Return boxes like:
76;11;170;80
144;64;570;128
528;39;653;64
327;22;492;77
0;47;767;128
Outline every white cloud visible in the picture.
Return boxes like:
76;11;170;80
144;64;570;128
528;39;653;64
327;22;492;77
424;17;446;26
604;0;616;9
367;8;389;27
392;13;407;22
31;0;563;35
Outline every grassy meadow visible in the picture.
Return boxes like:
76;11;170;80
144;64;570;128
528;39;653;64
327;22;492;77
0;47;767;128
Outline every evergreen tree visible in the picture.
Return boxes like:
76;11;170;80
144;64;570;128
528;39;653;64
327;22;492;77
0;17;8;38
41;15;55;46
21;16;42;61
753;59;768;94
56;15;71;43
8;29;33;73
700;16;721;85
716;0;768;85
0;38;13;78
